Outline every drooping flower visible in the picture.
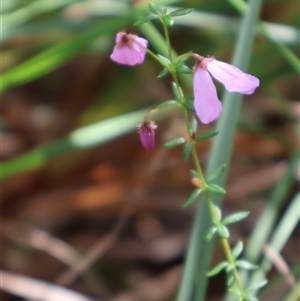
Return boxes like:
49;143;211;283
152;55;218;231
137;121;157;151
193;54;259;124
110;31;148;66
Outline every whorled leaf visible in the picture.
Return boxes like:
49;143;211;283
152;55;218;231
207;164;226;182
231;241;244;260
183;141;193;161
157;54;171;65
222;211;250;225
207;183;226;195
162;15;174;26
217;224;230;239
163;137;186;149
148;2;164;16
153;100;178;110
175;64;192;74
207;261;229;277
182;188;202;208
157;68;169;78
169;8;194;17
235;260;258;270
206;226;217;240
134;14;158;26
189;116;197;134
195;130;219;141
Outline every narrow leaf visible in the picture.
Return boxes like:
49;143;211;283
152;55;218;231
195;130;219;141
162;15;174;26
169;8;194;17
175;64;192;74
190;169;199;179
235;260;258;270
206;226;217;240
183;142;193;161
163;137;186;149
213;204;222;221
222;211;250;225
157;54;170;65
231;241;244;260
248;279;268;290
157;68;169;78
217;225;230;239
154;100;177;109
182;188;202;208
207;184;226;195
189;116;197;134
227;272;235;286
171;82;181;100
207;261;229;277
148;2;164;16
207;164;226;182
246;295;258;301
182;100;195;112
134;14;158;26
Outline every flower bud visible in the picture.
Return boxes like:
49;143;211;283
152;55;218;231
137;121;157;151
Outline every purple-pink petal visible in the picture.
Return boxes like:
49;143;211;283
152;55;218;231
110;33;148;66
193;67;222;124
206;60;259;94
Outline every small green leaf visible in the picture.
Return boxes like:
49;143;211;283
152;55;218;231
182;100;195;112
213;204;222;221
157;54;170;65
226;272;234;286
206;226;217;240
190;169;199;178
195;130;219;141
246;295;258;301
207;164;226;182
162;15;174;26
171;82;182;100
222;211;250;225
154;100;177;109
148;2;164;16
183;141;193;161
175;64;192;74
248;279;268;290
207;261;229;277
189;116;197;134
157;68;169;78
235;260;258;270
169;8;194;17
182;188;202;208
217;225;230;238
134;14;159;26
231;241;244;260
163;137;186;149
207;184;226;195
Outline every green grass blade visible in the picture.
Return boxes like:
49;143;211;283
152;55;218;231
249;192;300;296
0;109;147;180
0;17;131;92
245;149;299;264
227;0;300;75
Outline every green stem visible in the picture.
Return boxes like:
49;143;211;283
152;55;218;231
162;22;173;62
191;138;246;299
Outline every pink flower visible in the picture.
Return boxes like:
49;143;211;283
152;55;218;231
137;121;157;151
110;32;148;66
193;55;259;124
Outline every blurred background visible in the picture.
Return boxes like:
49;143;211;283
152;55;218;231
1;0;299;300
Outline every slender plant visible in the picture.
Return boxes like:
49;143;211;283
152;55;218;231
110;2;266;301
